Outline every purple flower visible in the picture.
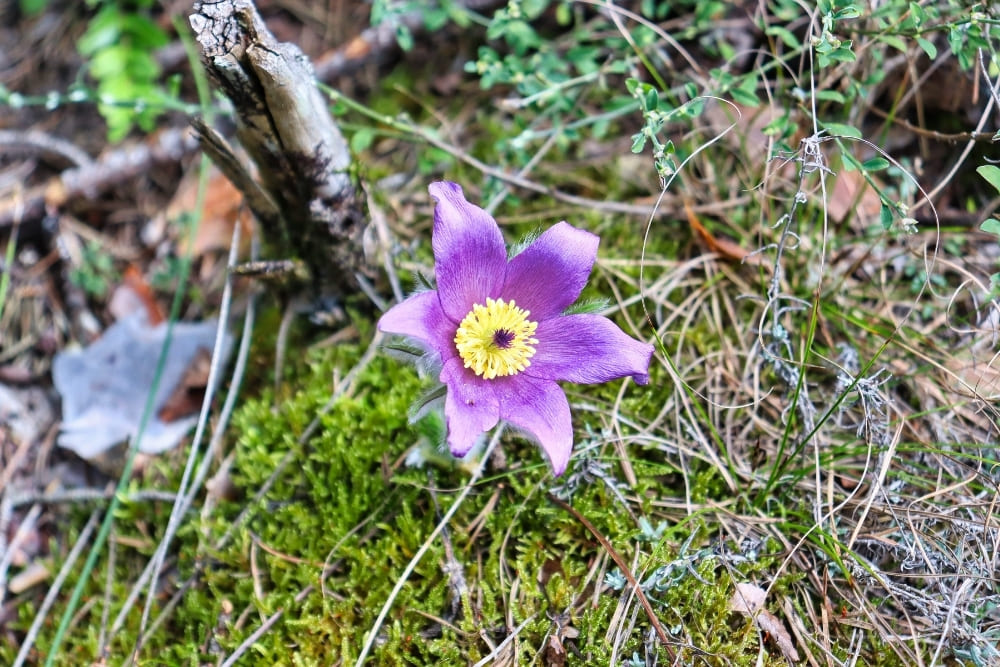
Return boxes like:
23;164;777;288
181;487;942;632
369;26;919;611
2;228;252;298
378;182;654;475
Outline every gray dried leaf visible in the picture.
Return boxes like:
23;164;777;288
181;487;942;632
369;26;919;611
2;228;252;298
53;313;229;459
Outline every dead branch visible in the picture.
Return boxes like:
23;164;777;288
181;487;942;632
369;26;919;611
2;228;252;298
0;129;95;169
0;127;198;229
189;0;371;299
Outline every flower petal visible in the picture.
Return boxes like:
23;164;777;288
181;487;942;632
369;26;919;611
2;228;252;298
502;222;599;321
528;314;654;385
440;357;500;457
499;375;573;475
378;290;457;362
430;181;508;321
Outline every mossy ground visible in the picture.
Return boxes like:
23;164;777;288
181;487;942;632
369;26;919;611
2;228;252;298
8;167;987;664
5;3;999;665
0;340;798;665
107;350;802;665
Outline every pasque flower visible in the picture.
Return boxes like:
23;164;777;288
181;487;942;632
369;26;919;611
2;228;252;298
378;182;654;475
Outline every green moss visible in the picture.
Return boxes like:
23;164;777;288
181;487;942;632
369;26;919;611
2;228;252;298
4;312;928;665
3;206;922;665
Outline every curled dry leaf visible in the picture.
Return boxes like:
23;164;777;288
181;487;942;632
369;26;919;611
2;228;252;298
116;265;165;325
946;347;1000;401
731;582;800;663
730;581;767;614
827;168;884;227
543;616;579;667
684;199;765;267
168;166;254;258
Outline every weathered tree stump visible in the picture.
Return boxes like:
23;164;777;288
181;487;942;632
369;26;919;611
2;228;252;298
189;0;370;300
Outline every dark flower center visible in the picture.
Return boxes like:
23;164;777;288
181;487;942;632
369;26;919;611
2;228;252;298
492;328;516;349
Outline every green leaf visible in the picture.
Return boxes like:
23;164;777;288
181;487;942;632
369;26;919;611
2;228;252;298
350;128;375;154
880;34;907;52
829;44;857;63
981;218;1000;236
834;5;861;19
395;25;414;51
489;19;539;53
77;7;122;55
765;25;801;49
977;165;1000;195
19;0;47;15
682;98;706;118
842;152;862;172
731;86;759;107
879;202;893;230
425;8;451;30
916;37;937;60
120;14;170;49
522;0;549;19
823;123;862;139
762;116;793;138
645;87;659;110
630;132;647;153
814;89;845;103
555;2;570;24
606;60;628;75
124;52;161;80
861;157;890;172
563;297;610;315
90;45;143;79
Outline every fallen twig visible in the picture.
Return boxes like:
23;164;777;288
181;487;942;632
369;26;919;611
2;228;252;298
0;127;198;229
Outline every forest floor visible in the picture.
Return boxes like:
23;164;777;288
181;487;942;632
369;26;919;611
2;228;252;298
2;1;1000;665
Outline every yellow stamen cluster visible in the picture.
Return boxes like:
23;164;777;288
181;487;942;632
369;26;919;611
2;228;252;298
454;298;539;379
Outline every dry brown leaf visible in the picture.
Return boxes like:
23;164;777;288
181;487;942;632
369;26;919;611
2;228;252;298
543;633;567;667
703;101;795;153
542;620;579;667
684;199;764;266
342;34;373;60
730;582;767;613
53;314;227;458
168;166;253;257
158;347;214;423
827;168;884;226
731;582;800;663
122;264;165;325
946;350;1000;401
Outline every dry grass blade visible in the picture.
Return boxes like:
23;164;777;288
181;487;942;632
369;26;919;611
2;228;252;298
546;493;676;661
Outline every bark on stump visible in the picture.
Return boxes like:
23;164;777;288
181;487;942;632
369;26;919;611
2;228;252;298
189;0;370;300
